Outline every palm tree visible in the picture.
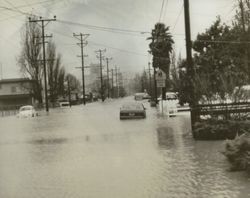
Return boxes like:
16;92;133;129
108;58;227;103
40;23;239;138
147;23;174;76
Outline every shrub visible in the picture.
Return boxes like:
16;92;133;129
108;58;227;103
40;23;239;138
193;119;250;140
223;133;250;172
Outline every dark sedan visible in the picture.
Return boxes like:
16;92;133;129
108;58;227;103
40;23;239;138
120;102;146;119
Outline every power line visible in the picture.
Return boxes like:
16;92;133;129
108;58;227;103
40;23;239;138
57;19;146;35
163;0;169;22
0;0;62;12
88;41;147;57
0;6;33;16
172;3;184;31
195;39;250;44
159;0;165;22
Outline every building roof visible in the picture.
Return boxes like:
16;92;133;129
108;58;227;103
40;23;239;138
0;78;33;84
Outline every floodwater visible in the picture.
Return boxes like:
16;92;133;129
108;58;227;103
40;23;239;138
0;97;249;198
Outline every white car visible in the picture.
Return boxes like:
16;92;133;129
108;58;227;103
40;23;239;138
166;101;178;117
134;93;145;101
59;100;70;107
17;105;38;118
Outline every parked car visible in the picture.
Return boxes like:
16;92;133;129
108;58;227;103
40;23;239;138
17;105;38;118
167;102;178;117
158;92;178;100
120;102;146;119
166;92;178;100
143;93;151;99
59;100;70;107
134;93;145;101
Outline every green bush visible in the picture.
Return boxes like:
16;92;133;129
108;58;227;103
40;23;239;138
193;119;250;140
223;133;250;172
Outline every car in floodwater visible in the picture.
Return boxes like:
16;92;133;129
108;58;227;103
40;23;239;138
134;93;145;101
59;100;70;107
17;105;38;118
120;102;146;119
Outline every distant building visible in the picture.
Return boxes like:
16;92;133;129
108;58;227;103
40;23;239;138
0;78;34;107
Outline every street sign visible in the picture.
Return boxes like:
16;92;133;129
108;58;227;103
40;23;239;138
156;79;166;88
156;69;166;80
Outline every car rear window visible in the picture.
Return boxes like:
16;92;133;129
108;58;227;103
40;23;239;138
122;103;143;110
20;107;32;111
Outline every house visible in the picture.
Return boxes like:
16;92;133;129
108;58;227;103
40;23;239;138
0;78;34;108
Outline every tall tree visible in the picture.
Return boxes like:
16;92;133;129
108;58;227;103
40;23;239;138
18;17;43;103
147;23;174;77
192;17;248;102
47;42;66;103
66;73;81;93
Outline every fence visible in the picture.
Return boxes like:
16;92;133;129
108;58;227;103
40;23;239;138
191;102;250;123
0;105;22;117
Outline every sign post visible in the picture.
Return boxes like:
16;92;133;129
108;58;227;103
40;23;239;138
156;69;167;115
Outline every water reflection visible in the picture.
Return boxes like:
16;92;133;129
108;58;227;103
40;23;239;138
156;126;174;149
29;138;68;145
0;99;250;198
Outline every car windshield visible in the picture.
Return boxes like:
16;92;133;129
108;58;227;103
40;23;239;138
167;93;177;99
20;106;32;111
122;103;143;110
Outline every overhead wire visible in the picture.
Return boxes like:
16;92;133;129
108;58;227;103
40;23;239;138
0;0;62;11
57;19;145;35
88;41;147;57
162;0;169;22
194;39;250;44
159;0;165;22
172;3;184;32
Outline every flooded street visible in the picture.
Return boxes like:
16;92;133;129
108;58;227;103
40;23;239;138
0;97;250;198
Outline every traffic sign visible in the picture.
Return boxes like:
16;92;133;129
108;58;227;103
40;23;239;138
156;79;166;88
156;69;166;80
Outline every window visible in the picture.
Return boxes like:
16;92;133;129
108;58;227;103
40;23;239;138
11;86;17;93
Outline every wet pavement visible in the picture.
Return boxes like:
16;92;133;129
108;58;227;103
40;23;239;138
0;97;250;198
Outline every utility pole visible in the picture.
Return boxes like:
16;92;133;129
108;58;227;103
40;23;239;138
239;0;249;78
184;0;196;128
29;16;56;112
95;49;106;102
0;63;2;80
106;57;112;98
147;62;152;95
115;66;119;98
73;33;89;105
153;68;158;104
111;68;114;98
67;77;72;107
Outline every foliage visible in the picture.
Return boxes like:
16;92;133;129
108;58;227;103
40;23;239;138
18;17;43;103
66;73;81;93
169;50;179;91
184;2;250;104
128;71;154;96
193;119;250;140
223;133;250;172
148;23;174;76
47;42;66;102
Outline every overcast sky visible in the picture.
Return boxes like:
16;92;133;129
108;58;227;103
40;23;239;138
0;0;236;79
